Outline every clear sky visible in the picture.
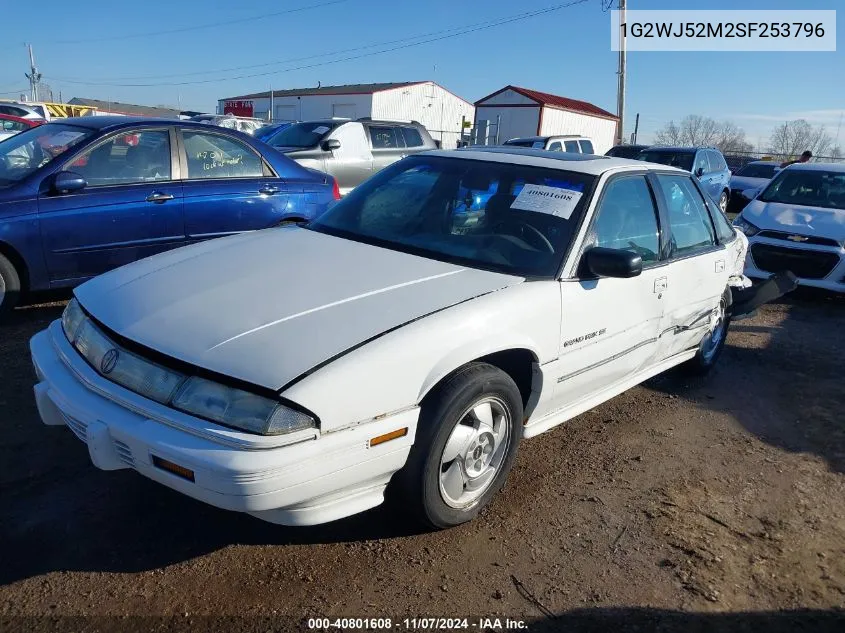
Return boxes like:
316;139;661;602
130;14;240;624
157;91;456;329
0;0;842;147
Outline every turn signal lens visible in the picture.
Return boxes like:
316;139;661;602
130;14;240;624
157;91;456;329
369;427;408;447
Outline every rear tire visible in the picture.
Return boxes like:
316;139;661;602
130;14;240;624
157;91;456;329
392;363;522;529
0;253;21;316
682;288;731;375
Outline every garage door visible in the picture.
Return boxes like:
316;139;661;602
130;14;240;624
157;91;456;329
332;104;357;119
274;105;297;121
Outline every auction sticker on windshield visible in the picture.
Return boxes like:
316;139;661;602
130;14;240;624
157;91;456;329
511;184;582;219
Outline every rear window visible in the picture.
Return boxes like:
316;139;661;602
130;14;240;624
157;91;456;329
400;127;424;148
606;145;646;159
638;150;695;172
737;163;777;178
504;139;545;149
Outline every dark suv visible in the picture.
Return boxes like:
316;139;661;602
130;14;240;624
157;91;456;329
637;146;732;212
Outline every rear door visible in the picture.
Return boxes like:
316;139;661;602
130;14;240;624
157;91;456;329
37;127;184;283
556;173;667;408
652;172;729;360
368;125;407;174
178;127;289;240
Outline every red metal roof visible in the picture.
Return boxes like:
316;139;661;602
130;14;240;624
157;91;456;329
476;85;618;120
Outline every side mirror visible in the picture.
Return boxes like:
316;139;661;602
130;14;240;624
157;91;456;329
694;167;704;178
321;139;341;151
51;170;87;194
583;247;643;279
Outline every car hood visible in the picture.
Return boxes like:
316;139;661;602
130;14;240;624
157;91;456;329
75;228;521;391
730;175;770;192
742;199;845;241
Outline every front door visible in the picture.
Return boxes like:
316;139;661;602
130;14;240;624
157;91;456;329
651;173;728;360
556;174;666;408
323;122;372;194
179;128;289;240
367;125;407;174
38;127;184;283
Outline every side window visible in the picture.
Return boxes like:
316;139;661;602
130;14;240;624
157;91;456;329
704;192;737;242
182;131;263;179
579;139;594;154
67;130;171;187
588;176;660;263
400;126;424;148
711;151;727;171
564;140;579;153
656;174;717;257
548;141;562;151
2;120;27;131
369;126;401;149
693;151;708;175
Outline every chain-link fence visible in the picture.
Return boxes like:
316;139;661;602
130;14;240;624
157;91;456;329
723;150;844;173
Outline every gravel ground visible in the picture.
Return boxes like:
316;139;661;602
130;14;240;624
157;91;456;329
1;291;844;633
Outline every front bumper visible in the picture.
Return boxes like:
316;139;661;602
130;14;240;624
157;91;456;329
31;321;418;526
744;236;845;293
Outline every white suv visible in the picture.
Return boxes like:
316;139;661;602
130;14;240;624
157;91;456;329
504;135;595;154
32;148;787;530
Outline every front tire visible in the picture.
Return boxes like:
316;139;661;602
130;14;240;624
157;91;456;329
683;289;731;375
0;253;21;316
393;363;523;529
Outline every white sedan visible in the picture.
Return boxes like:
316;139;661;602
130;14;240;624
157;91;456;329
31;148;766;528
734;162;845;293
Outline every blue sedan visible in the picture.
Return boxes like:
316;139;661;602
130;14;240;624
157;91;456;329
0;117;338;314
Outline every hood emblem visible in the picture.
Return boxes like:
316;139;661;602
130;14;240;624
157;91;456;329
786;235;809;242
100;349;120;375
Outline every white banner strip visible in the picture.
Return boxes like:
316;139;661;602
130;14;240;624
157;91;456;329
611;10;836;52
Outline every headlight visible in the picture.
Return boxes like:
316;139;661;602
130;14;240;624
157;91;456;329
74;319;185;404
172;377;316;435
732;215;760;237
61;298;85;343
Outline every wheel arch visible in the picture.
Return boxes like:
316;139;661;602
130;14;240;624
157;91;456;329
419;346;541;421
0;239;29;293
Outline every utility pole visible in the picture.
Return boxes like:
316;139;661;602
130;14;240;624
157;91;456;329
631;112;639;144
616;0;627;145
25;44;41;102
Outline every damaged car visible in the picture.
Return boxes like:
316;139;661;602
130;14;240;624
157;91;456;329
30;148;789;529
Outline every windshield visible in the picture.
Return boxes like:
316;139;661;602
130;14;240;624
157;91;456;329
758;169;845;210
638;150;694;172
0;123;95;186
308;155;595;278
737;163;777;179
504;139;545;149
269;121;338;148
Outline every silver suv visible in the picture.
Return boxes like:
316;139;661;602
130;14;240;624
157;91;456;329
266;118;436;195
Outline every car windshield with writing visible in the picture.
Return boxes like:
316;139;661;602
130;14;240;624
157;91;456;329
308;155;595;278
0;124;95;186
638;150;695;172
268;122;339;148
737;163;778;179
758;169;845;210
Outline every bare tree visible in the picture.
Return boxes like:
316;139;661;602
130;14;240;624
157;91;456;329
654;115;751;153
768;119;832;158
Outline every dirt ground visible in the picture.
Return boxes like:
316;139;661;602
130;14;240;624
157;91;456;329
1;291;844;633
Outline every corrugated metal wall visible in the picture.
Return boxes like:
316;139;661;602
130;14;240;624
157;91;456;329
474;105;541;143
372;82;475;149
219;94;373;121
539;107;617;154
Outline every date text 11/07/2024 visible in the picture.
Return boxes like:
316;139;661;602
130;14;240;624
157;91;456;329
306;617;528;630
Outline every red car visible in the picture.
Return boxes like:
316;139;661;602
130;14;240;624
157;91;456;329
0;113;46;141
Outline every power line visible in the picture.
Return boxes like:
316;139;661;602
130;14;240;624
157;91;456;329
55;0;351;44
46;0;590;88
59;15;535;83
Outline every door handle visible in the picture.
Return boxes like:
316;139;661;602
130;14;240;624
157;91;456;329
146;192;174;203
259;185;280;195
654;277;668;293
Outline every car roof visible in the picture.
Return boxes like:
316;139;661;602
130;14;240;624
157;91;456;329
744;160;779;166
783;162;845;173
505;135;586;143
50;116;260;135
426;147;686;176
642;146;701;153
